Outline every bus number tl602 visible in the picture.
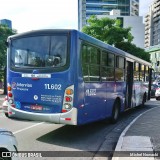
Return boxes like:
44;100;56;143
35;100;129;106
44;84;61;90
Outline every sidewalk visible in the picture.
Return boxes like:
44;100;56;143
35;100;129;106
0;89;6;110
112;99;160;160
0;88;3;95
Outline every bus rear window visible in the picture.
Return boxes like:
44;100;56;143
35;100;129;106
10;36;67;68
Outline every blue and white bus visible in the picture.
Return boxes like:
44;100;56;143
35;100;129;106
6;29;152;125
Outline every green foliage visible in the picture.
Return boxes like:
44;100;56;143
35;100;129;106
82;15;133;45
82;15;150;62
0;24;17;79
115;42;150;62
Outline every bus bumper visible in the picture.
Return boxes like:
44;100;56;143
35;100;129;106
8;106;77;125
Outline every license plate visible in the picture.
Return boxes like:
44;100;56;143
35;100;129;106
30;105;43;111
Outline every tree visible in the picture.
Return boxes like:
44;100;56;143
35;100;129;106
0;25;17;69
82;15;134;46
115;42;150;62
0;25;17;94
82;15;150;62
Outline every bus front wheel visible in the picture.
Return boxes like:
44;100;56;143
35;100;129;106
110;100;120;124
141;93;146;107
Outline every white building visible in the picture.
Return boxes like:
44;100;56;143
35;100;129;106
97;10;145;48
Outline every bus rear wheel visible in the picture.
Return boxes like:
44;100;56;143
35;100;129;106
110;100;120;124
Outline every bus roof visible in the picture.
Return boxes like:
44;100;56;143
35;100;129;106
8;29;151;67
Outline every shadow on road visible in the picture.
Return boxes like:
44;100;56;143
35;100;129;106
37;121;112;151
36;99;160;152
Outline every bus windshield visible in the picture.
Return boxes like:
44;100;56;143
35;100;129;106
10;35;67;68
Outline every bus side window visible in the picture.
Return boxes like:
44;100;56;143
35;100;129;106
134;62;140;81
82;44;100;82
89;47;100;82
140;64;145;81
145;66;149;82
90;47;100;65
115;56;125;81
108;53;114;67
82;45;90;82
101;67;114;81
101;51;115;81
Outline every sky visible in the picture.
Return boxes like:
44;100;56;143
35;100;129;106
0;0;154;33
139;0;153;17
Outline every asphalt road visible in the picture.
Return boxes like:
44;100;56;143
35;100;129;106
0;96;157;160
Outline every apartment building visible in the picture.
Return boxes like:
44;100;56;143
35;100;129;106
145;0;160;72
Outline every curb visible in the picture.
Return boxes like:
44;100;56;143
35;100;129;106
112;106;159;160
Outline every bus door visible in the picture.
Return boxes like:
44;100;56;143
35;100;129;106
125;61;133;109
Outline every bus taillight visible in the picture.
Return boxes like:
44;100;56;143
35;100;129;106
65;96;72;102
64;103;72;109
8;93;13;97
65;89;73;95
62;85;74;113
7;84;14;105
8;86;12;91
7;84;13;98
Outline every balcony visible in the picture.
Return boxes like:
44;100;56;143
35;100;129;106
145;18;150;22
86;9;110;15
86;2;118;7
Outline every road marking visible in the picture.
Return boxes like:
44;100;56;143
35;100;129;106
0;111;5;117
13;122;45;134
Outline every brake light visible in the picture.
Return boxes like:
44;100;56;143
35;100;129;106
62;85;74;113
65;96;72;102
8;93;13;97
65;118;71;121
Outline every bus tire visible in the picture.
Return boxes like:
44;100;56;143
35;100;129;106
110;100;120;124
141;93;146;107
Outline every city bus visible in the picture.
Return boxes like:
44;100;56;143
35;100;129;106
6;29;152;125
